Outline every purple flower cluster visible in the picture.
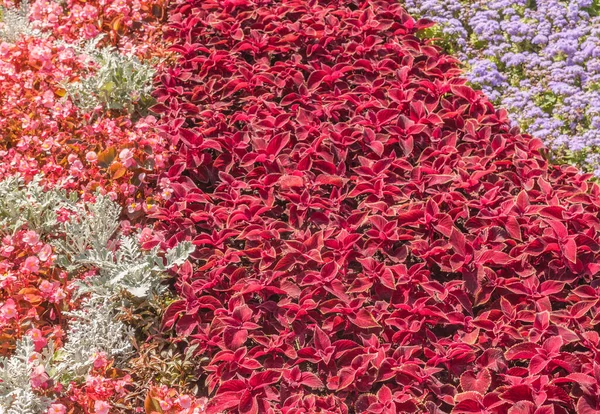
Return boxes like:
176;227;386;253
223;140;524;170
406;0;600;174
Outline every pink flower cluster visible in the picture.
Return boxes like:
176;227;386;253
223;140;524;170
0;228;69;356
144;385;209;414
0;0;205;411
0;33;172;211
26;0;167;55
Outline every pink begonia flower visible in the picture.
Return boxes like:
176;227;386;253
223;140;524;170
142;200;158;214
29;328;43;340
85;375;100;388
1;299;17;320
23;230;40;246
115;376;131;395
47;404;66;414
120;183;136;196
70;159;84;177
177;395;192;409
83;23;100;39
0;272;16;289
27;307;39;320
41;89;54;108
41;138;55;152
119;148;136;168
2;244;15;256
39;280;54;294
30;44;52;67
120;220;132;235
161;187;174;200
67;154;78;164
160;400;173;411
93;352;108;369
56;208;73;223
52;288;66;303
38;244;53;262
30;364;49;388
86;151;98;163
29;328;48;351
127;202;140;214
94;400;110;414
22;256;40;274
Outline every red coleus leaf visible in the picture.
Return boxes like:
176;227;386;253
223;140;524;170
239;391;258;414
540;280;566;296
528;354;549;376
279;174;304;188
460;369;491;394
329;367;356;391
249;370;281;388
315;174;345;187
299;372;324;389
307;70;327;90
349;309;381;329
451;84;479;103
508;401;555;414
562;238;578;263
577;395;600;414
505;343;539;360
161;300;186;330
566;373;596;385
224;328;248;350
376;109;399;125
450;227;468;257
505;216;522;241
206;392;242;414
500;384;533;403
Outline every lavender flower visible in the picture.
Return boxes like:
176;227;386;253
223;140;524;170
408;0;600;174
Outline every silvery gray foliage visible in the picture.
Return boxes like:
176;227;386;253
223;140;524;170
0;177;195;410
61;35;156;114
0;1;47;43
0;337;51;414
53;194;195;300
52;298;134;381
54;194;122;270
0;174;76;236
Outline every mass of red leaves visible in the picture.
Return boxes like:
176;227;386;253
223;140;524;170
150;0;600;412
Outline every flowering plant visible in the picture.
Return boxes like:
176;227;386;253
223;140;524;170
406;0;600;175
0;0;201;411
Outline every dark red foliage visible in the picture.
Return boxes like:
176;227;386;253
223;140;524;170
150;0;600;412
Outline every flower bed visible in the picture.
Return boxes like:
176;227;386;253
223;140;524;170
7;0;600;412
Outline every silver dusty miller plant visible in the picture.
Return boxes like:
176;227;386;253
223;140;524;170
53;194;195;300
0;1;47;43
0;174;76;236
52;297;134;381
59;35;156;114
0;176;194;413
0;337;52;414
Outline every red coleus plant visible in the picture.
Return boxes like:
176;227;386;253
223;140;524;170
149;0;600;412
